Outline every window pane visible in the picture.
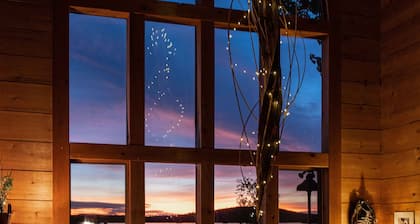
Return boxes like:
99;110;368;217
145;21;196;148
280;37;322;152
69;13;127;145
145;163;196;223
279;170;318;223
215;31;321;152
215;29;259;150
215;0;248;10
71;163;126;224
215;165;256;223
159;0;195;4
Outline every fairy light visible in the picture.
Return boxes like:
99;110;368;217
145;26;184;144
225;2;307;220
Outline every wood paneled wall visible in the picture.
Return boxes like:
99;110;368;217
380;0;420;222
0;0;52;223
338;0;383;223
3;0;419;223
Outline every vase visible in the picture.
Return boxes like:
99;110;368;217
0;213;11;224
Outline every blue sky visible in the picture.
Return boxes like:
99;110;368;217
69;12;321;218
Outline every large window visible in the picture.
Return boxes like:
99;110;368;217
58;1;331;224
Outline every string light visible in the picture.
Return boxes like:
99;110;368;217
145;26;184;144
225;2;307;221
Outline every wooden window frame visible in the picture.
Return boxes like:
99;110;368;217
53;0;341;223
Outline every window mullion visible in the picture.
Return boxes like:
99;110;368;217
128;13;145;146
196;20;215;224
128;12;145;224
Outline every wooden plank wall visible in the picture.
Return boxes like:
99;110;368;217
380;0;420;222
0;0;53;223
338;0;383;223
5;0;415;224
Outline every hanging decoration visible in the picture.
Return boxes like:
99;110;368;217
225;0;310;223
351;200;377;224
145;26;185;145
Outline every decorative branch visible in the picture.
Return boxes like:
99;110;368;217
226;0;315;223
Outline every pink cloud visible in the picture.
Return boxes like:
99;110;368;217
70;99;127;144
71;52;123;78
280;133;318;152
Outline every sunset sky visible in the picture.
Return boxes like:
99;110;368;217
69;8;321;219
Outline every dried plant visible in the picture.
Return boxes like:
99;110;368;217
235;177;257;207
0;171;13;214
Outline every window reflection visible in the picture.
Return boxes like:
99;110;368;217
145;163;196;223
71;163;126;224
69;13;127;145
279;170;319;223
215;29;259;150
215;165;256;223
145;21;196;148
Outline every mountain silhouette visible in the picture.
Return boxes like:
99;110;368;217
71;206;318;223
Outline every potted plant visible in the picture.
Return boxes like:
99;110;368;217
0;172;12;224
